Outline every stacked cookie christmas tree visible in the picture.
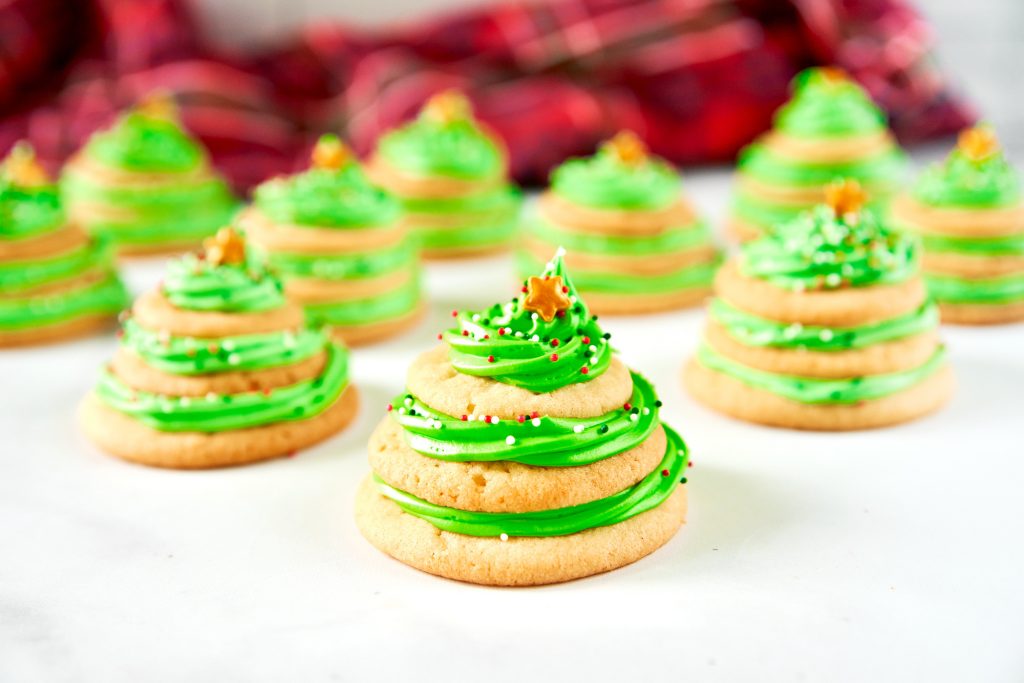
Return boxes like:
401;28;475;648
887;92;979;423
240;135;422;346
890;125;1024;324
79;228;358;468
356;249;689;586
685;181;953;430
367;90;522;258
727;67;907;242
62;93;238;255
520;131;720;314
1;143;128;347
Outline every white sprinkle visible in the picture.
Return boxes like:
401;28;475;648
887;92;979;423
590;358;598;365
472;314;481;322
531;313;538;321
642;407;650;415
179;397;191;407
477;415;488;422
515;331;524;338
569;295;577;304
531;418;541;427
819;329;834;342
500;533;509;541
573;425;584;434
489;416;500;424
505;435;516;445
531;335;539;342
629;413;639;422
589;345;597;353
825;273;841;287
282;332;296;349
227;353;241;365
783;323;803;339
206;392;217;402
398;407;406;415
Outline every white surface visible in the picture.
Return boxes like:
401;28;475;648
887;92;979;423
2;168;1024;683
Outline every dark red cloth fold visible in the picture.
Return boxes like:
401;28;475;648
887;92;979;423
0;0;973;190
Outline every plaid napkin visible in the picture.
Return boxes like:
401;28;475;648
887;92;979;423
0;0;973;190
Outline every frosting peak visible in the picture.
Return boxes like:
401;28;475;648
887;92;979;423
85;97;205;173
162;231;286;312
741;191;917;291
0;143;64;240
254;136;400;228
2;142;50;187
550;131;679;210
774;67;887;137
376;92;503;180
913;125;1021;208
444;249;613;393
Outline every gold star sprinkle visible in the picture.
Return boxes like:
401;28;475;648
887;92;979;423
817;66;849;85
603;130;648;166
825;179;867;217
1;142;49;187
311;135;352;170
957;125;1000;163
136;90;179;121
203;227;247;266
523;275;571;323
422;90;472;124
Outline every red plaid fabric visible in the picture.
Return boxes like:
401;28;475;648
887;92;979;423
0;0;973;189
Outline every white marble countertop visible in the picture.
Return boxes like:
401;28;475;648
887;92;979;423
2;168;1022;682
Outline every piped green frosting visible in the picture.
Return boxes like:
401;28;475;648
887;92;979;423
913;133;1021;208
378;109;502;180
774;68;887;138
444;251;612;393
0;180;65;241
551;142;679;210
741;204;917;291
162;250;285;313
85;109;205;173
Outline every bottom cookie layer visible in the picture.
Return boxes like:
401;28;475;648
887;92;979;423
683;358;953;431
938;300;1024;325
355;475;687;586
328;304;425;346
0;312;116;348
79;384;359;469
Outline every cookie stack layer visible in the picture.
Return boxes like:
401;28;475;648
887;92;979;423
520;131;720;314
241;136;422;346
62;94;238;255
890;126;1024;324
356;251;689;586
686;181;953;430
367;91;521;258
1;144;128;347
79;228;358;468
727;67;907;242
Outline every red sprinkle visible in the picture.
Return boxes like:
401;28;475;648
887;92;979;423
688;460;694;468
484;335;490;340
521;286;528;293
208;344;219;354
562;286;569;293
461;415;468;421
386;404;393;412
498;329;506;336
580;367;589;374
451;310;458;317
556;310;566;318
462;330;469;336
582;336;590;344
488;355;495;363
437;334;443;340
550;353;559;362
531;411;539;419
517;415;525;423
661;469;670;477
262;388;272;396
623;403;632;411
550;339;559;347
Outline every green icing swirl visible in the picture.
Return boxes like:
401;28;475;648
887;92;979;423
913;145;1021;208
710;299;939;351
85;110;204;173
254;165;400;228
390;371;661;467
120;317;324;375
740;205;917;290
0;238;116;293
550;148;679;210
373;424;687;538
516;251;720;296
257;241;415;281
738;145;907;188
96;343;350;433
0;180;65;240
918;232;1024;257
304;276;421;327
697;343;946;404
444;252;612;393
378;115;502;180
0;274;128;331
162;252;285;313
774;68;888;137
926;271;1024;304
529;217;711;255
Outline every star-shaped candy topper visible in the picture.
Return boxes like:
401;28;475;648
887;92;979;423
817;66;850;85
957;125;1000;163
422;90;472;124
203;227;247;266
311;134;353;170
136;90;180;122
603;130;648;166
1;142;49;187
825;179;867;219
523;267;573;323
